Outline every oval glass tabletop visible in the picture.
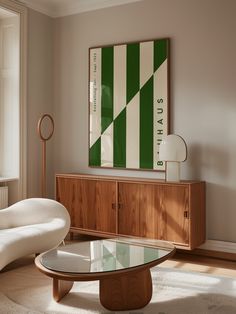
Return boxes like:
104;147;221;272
40;238;175;274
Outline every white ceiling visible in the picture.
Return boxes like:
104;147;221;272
19;0;143;18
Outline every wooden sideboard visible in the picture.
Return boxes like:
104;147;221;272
56;173;205;250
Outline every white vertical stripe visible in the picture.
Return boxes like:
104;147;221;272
126;93;139;169
113;45;126;119
130;246;144;266
89;48;101;147
140;41;153;88
153;59;168;170
101;123;113;167
90;242;100;272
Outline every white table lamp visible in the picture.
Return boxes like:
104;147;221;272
159;134;187;182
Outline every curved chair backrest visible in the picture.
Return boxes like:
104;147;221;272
0;198;71;271
0;198;70;230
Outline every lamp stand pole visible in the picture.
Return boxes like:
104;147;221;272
42;139;46;197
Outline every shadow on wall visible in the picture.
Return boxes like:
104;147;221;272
186;143;230;180
206;182;236;241
184;143;236;241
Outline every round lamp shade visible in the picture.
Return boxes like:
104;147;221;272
159;134;187;162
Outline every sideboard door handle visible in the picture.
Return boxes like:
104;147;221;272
112;203;122;210
184;211;189;218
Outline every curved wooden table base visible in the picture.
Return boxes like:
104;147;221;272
100;268;152;311
53;278;74;302
52;269;152;311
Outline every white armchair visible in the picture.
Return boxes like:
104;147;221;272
0;198;70;271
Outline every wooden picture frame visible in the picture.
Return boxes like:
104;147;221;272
89;38;169;171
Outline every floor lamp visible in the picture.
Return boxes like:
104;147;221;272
37;114;54;198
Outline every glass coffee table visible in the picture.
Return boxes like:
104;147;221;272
35;238;175;311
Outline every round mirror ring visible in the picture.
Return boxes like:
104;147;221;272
37;114;54;141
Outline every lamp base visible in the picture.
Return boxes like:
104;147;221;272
166;162;180;182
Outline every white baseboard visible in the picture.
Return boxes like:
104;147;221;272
199;240;236;254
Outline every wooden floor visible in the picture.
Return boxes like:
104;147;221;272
160;252;236;278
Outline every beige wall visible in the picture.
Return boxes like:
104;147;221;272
25;0;236;243
27;9;54;198
52;0;236;243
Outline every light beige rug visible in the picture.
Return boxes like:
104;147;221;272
1;256;236;314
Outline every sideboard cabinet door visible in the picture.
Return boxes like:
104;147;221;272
118;182;140;236
139;184;162;239
56;177;117;233
159;185;189;245
90;180;116;233
118;182;189;245
56;177;77;227
118;183;162;239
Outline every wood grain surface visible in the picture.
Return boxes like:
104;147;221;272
99;268;152;311
53;278;73;302
56;174;205;250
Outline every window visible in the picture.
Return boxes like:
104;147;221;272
0;8;20;180
0;0;27;203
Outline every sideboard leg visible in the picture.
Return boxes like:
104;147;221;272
69;232;74;241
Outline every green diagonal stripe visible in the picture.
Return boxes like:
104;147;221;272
126;43;140;104
116;242;130;268
154;39;168;72
103;245;116;270
89;138;101;167
101;47;113;133
114;108;126;168
144;247;159;263
140;76;153;169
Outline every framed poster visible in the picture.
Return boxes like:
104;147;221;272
89;38;169;171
